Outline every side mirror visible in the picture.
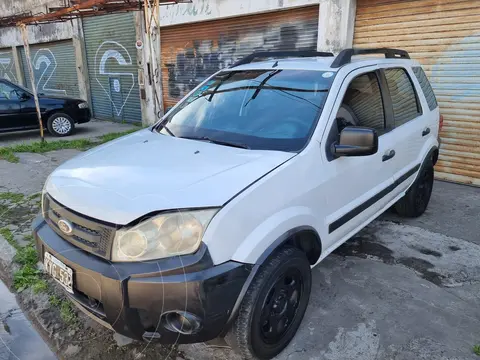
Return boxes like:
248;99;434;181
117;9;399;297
332;126;378;157
20;92;30;101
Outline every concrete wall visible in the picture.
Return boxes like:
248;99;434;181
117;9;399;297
160;0;320;26
0;0;74;48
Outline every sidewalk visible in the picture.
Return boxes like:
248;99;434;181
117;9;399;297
0;119;138;147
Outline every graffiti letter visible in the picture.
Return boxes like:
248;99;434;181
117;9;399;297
33;49;67;95
0;54;17;83
95;41;135;117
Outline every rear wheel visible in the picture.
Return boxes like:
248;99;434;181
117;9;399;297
395;159;434;217
47;113;75;137
226;247;311;359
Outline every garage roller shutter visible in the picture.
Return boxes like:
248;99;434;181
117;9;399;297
83;13;142;123
161;5;320;108
354;0;480;186
0;49;18;83
19;40;79;98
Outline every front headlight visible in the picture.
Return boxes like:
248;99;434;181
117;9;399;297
78;102;88;109
112;209;218;262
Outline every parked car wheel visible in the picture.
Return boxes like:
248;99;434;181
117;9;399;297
47;113;75;137
226;247;311;359
395;159;434;218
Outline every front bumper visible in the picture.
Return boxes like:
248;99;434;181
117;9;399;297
33;215;251;343
73;108;91;124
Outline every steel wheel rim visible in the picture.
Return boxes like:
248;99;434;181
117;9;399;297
259;268;303;344
52;117;71;135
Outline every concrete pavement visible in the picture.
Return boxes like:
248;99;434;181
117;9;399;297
0;140;479;360
0;119;138;147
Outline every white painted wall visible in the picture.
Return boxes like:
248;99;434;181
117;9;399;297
160;0;320;26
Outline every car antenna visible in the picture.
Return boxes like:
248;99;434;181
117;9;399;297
272;61;279;68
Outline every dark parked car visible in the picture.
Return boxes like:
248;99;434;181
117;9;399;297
0;78;91;136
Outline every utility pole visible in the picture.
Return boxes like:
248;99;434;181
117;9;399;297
20;23;45;142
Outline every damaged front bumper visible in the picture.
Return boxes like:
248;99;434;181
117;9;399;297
33;215;251;343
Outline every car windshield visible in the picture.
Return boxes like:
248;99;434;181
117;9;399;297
155;69;335;152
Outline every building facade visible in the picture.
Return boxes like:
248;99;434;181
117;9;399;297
0;0;478;185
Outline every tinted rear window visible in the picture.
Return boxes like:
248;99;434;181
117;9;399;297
413;66;438;111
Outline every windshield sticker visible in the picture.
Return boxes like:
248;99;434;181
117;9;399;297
322;72;334;78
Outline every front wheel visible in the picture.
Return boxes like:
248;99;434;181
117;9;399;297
47;113;75;137
395;159;434;217
226;247;311;359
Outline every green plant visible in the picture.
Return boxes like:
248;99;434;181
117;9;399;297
0;228;16;249
49;295;77;325
0;192;24;203
14;245;37;266
13;264;41;291
474;345;480;356
0;129;138;163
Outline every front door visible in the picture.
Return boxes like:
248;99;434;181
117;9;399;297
0;80;23;129
321;67;397;250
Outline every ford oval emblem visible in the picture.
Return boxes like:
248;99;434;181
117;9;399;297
58;219;73;235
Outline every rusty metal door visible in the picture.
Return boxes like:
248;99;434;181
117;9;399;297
354;0;480;186
160;5;320;109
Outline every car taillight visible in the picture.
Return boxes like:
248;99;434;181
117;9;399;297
439;114;444;131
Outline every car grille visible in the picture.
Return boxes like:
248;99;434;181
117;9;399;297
44;194;116;259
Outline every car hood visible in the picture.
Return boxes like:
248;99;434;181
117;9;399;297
46;129;294;225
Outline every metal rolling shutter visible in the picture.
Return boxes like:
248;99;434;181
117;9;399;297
161;5;320;109
19;40;79;97
0;49;18;83
354;0;480;186
83;13;142;123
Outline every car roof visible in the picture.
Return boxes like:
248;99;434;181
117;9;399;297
228;56;420;73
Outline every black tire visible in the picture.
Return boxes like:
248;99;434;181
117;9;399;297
395;159;434;218
226;247;311;360
47;113;75;137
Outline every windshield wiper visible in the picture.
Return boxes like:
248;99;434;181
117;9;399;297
153;119;176;137
181;136;250;149
244;69;282;108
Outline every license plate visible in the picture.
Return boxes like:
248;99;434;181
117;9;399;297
44;252;73;294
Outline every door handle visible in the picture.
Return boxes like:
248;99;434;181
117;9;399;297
382;149;396;162
422;127;431;136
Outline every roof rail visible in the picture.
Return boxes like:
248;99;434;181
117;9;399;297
230;51;335;68
331;48;410;68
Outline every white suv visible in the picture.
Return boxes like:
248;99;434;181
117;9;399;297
34;48;441;360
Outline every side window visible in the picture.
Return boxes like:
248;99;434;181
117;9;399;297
412;66;438;111
0;82;19;100
337;72;385;132
384;68;421;127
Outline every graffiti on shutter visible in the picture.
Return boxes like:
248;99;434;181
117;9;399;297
33;49;66;95
0;51;17;82
94;41;135;117
161;6;320;108
20;41;79;97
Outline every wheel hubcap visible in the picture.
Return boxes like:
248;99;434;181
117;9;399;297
260;269;303;344
52;117;71;135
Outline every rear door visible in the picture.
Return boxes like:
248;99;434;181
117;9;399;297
0;80;23;129
381;66;427;195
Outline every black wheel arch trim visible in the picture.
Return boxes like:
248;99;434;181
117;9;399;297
220;225;321;336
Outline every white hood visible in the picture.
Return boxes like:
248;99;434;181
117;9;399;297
46;129;294;225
